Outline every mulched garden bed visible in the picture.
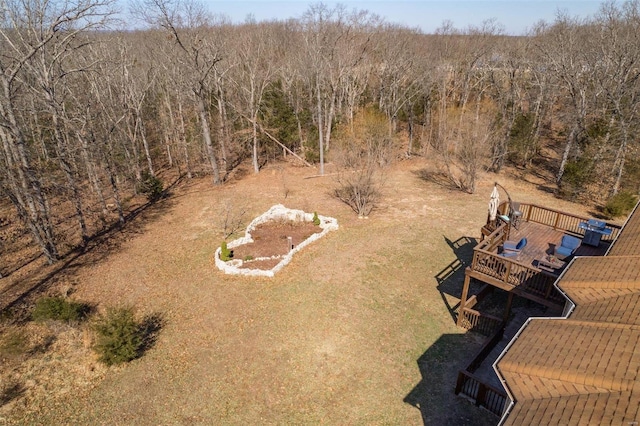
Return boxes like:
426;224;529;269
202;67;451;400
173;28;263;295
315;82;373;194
230;220;321;270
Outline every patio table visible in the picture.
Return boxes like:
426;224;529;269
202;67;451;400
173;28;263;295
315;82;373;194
536;255;565;275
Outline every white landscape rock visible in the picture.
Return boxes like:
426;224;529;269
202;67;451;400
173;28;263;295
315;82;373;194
214;204;339;277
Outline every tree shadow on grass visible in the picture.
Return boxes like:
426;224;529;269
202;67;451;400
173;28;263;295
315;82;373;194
0;191;179;322
137;312;165;357
0;382;25;407
404;333;498;426
413;168;460;191
436;236;482;324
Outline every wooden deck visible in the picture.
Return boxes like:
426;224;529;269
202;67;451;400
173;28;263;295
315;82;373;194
462;204;621;313
454;202;624;416
507;221;610;274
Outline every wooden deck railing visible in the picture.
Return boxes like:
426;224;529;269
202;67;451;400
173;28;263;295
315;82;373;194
471;248;563;304
456;371;507;417
455;324;508;417
469;219;564;305
519;203;621;242
458;307;503;336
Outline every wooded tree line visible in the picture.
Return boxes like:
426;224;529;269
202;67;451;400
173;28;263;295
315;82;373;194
1;0;639;263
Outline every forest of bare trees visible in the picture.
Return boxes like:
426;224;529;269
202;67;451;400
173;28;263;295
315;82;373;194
1;0;640;262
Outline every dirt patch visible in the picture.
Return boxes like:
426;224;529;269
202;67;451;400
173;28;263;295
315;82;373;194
230;220;322;270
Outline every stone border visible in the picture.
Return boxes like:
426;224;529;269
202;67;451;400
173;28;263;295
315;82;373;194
214;204;339;277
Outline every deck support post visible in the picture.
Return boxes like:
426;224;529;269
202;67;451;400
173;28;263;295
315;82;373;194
457;273;472;327
504;292;514;323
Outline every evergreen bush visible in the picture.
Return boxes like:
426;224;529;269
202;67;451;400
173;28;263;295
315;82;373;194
604;191;638;218
138;171;164;202
220;241;232;261
312;212;320;226
31;296;88;323
558;158;593;200
93;307;142;366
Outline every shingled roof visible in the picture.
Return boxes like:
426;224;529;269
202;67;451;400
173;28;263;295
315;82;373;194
495;202;640;425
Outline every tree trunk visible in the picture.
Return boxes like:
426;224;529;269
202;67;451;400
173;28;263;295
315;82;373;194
215;86;229;173
177;99;192;179
50;109;88;244
79;132;109;220
610;119;630;197
0;76;59;262
557;125;577;184
138;117;155;176
324;89;336;152
316;78;325;175
197;95;221;185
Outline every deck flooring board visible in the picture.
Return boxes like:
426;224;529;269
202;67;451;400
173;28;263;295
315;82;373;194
506;221;610;274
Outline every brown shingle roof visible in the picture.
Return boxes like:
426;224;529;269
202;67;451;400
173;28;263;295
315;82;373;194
505;392;639;425
497;202;640;425
607;203;640;257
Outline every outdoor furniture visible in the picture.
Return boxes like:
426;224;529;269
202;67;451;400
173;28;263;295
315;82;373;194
503;237;527;252
510;202;523;229
555;235;581;259
500;237;527;259
536;255;566;276
579;219;612;247
501;250;520;259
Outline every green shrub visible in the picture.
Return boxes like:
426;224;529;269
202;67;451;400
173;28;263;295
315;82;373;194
604;191;638;218
31;296;88;323
312;212;320;226
93;307;142;366
138;171;164;202
558;158;593;200
220;241;233;261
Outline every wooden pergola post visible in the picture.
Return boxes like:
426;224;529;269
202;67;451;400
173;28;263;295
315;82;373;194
504;292;514;323
457;273;471;327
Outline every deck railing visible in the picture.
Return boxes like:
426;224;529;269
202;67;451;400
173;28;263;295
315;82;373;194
470;203;621;304
471;249;563;303
519;203;621;242
456;371;507;417
458;307;503;336
470;217;565;305
455;325;508;417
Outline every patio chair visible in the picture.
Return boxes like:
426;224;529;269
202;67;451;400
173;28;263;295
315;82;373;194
500;249;520;259
555;235;581;259
510;202;523;229
503;237;527;252
500;237;527;259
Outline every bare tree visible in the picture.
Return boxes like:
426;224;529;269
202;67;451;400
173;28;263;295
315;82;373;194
134;0;222;184
592;1;640;196
0;0;116;261
300;4;377;175
429;20;501;193
229;23;277;173
535;14;597;185
333;108;391;216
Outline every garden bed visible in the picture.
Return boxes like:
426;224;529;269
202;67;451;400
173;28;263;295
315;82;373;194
214;204;338;277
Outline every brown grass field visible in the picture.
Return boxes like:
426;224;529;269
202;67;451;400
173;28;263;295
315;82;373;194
0;158;607;425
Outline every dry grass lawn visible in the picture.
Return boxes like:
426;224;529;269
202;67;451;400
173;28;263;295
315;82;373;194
1;159;607;425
